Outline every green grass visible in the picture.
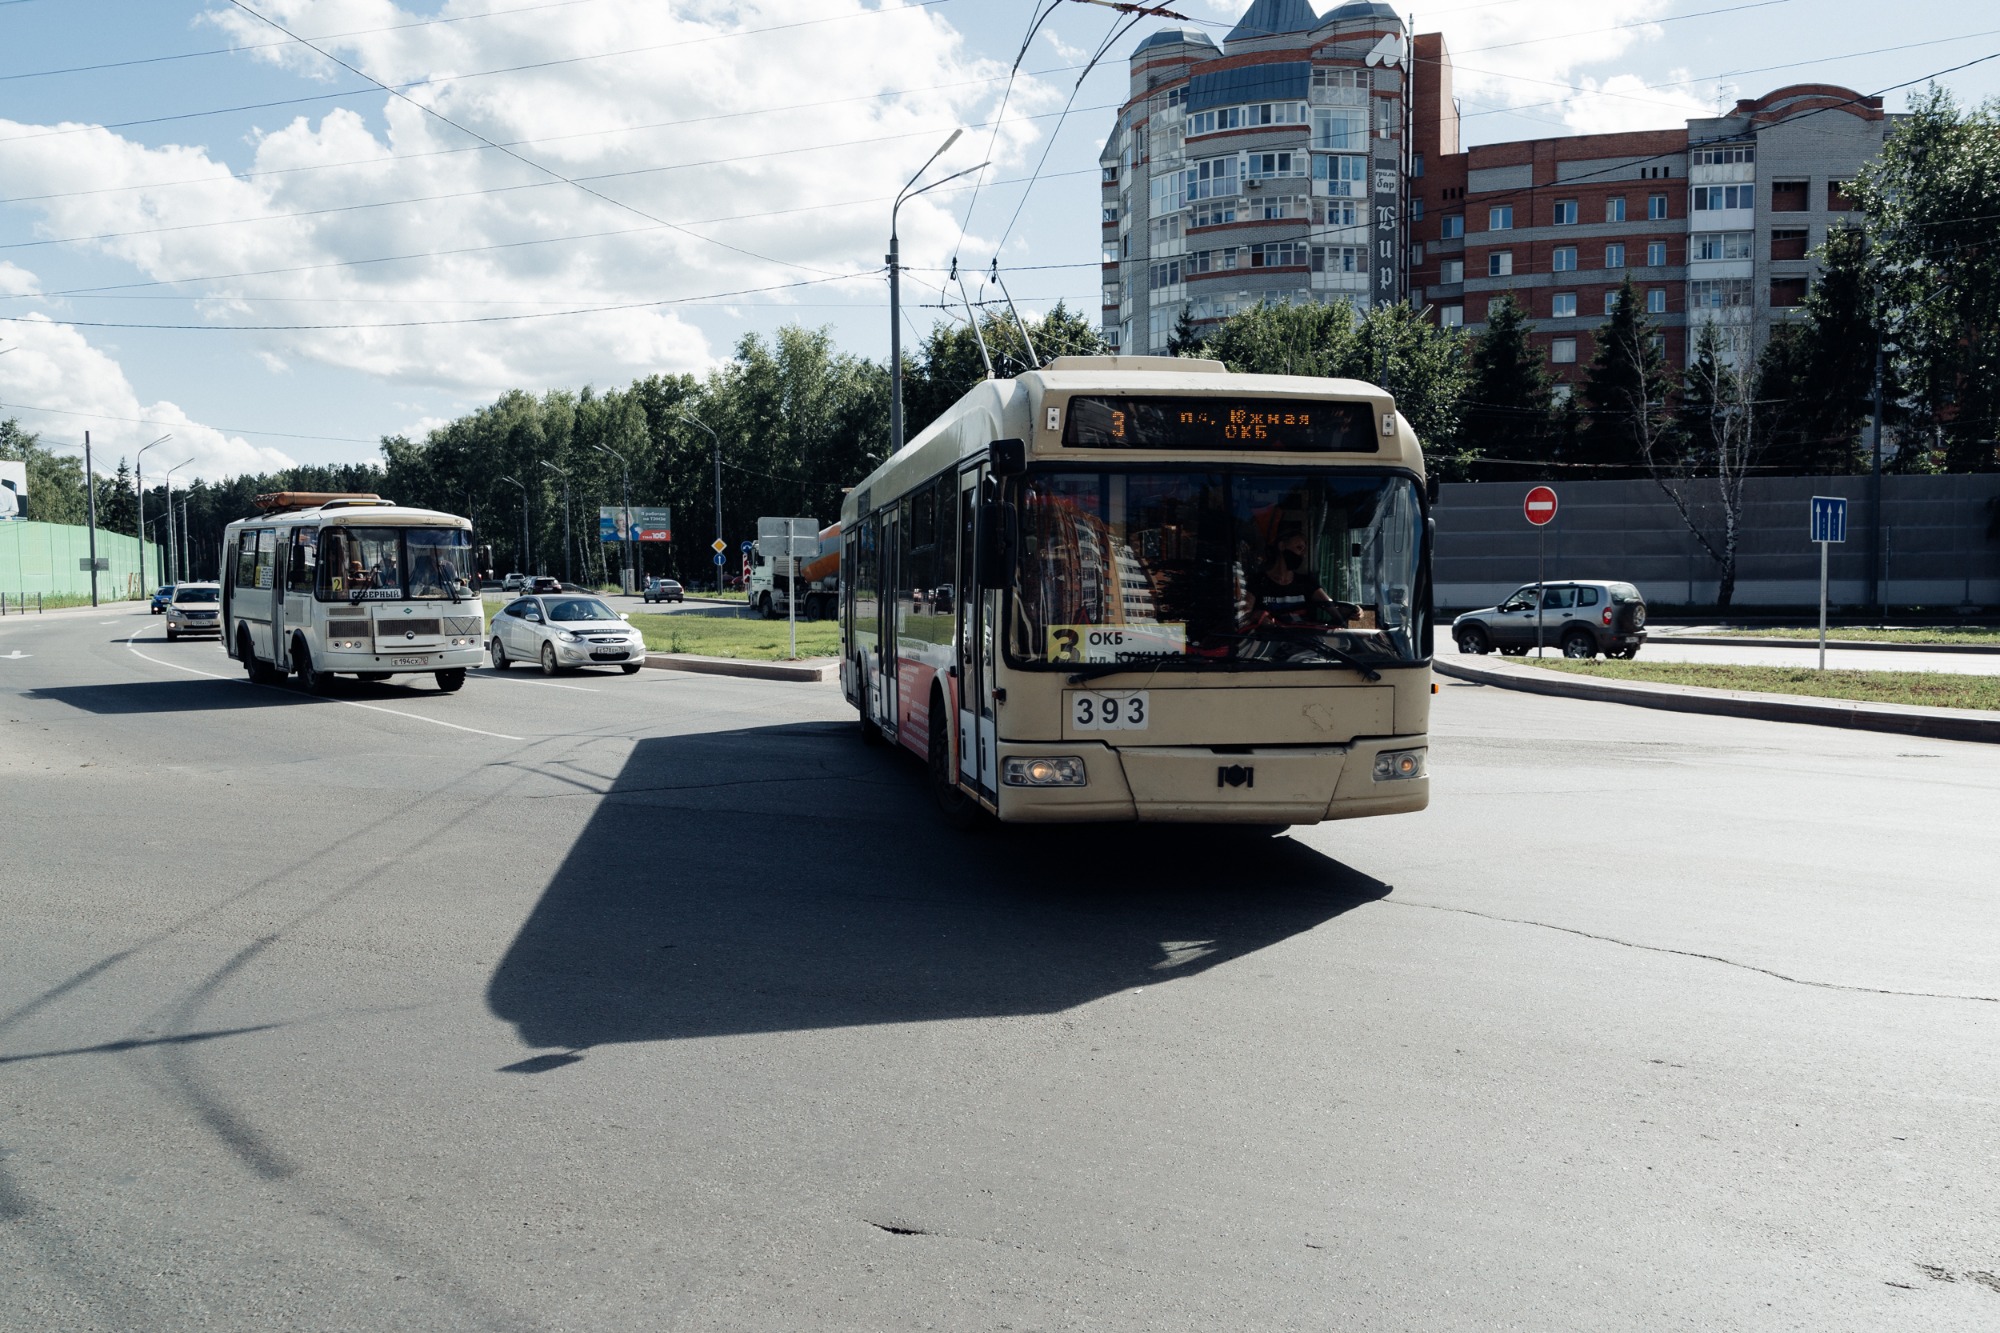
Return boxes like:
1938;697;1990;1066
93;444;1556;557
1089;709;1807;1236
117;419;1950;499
628;611;840;661
1;591;144;610
1694;626;2000;646
1521;658;2000;711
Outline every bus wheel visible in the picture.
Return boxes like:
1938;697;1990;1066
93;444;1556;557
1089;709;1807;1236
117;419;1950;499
435;668;466;692
240;629;276;684
292;636;332;695
857;674;881;746
930;702;980;829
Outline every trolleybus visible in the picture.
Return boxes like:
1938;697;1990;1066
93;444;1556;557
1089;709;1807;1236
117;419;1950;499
842;355;1433;827
221;493;484;692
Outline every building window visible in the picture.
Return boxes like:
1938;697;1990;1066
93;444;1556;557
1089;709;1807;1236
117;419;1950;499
1313;197;1359;226
1102;243;1119;265
1689;278;1752;309
1149;259;1183;289
1647;240;1667;266
1488;205;1514;231
1647;288;1666;314
1606;197;1627;223
1309;245;1363;273
1551;382;1573;402
1439;258;1463;284
1827;181;1858;211
1312;67;1372;95
1552;292;1577;318
1650;333;1667;355
1605;290;1621;315
1489;251;1513;277
1441;214;1464;239
1552;246;1577;272
1409;243;1424;265
1648;193;1668;220
1248;241;1308;269
1553;199;1578;225
1605;243;1626;269
1410;198;1424;221
1102;207;1118;224
1771;180;1809;212
1440;304;1463;328
1312;108;1368;151
1487;297;1508;320
1551;337;1578;364
1693;144;1755;166
1771;228;1809;261
1102;165;1118;184
1245;151;1307;181
1413;153;1424;178
1694;185;1754;211
1693;231;1754;261
1771;277;1808;307
1311;153;1369;196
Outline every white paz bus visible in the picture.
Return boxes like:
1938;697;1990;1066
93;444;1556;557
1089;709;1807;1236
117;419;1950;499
842;355;1435;827
222;493;484;692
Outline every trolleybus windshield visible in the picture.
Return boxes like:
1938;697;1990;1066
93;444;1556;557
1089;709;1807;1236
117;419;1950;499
1013;469;1422;669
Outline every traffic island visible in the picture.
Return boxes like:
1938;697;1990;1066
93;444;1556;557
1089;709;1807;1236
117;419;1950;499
643;652;837;683
1435;654;2000;744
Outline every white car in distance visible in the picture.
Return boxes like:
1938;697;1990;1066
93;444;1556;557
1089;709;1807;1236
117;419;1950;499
164;582;222;640
489;595;647;675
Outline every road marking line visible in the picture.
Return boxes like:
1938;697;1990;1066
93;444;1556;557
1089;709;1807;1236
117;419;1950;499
125;630;524;741
474;670;598;693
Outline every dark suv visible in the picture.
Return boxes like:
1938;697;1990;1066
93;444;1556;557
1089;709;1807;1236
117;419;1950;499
1453;581;1647;659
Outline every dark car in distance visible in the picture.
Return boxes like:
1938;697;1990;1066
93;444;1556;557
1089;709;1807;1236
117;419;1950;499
1453;580;1648;659
150;585;175;614
642;577;684;604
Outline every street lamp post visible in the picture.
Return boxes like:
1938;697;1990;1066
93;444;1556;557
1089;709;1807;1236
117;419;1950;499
675;410;724;594
538;460;572;585
163;457;195;585
888;132;989;457
135;433;171;588
592;444;635;594
498;475;530;575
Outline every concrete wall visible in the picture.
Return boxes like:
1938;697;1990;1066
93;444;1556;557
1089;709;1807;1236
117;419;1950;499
1435;475;2000;612
0;521;159;603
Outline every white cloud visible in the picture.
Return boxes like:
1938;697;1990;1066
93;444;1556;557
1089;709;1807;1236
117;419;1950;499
0;314;296;480
0;262;37;297
0;0;1050;413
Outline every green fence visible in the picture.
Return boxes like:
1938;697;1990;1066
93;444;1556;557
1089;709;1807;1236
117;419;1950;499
1;521;161;604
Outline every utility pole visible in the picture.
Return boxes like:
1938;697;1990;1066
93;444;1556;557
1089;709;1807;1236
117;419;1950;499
888;131;985;456
675;411;723;594
163;457;194;585
498;475;530;575
135;433;170;591
539;460;572;585
83;431;99;607
1869;342;1885;627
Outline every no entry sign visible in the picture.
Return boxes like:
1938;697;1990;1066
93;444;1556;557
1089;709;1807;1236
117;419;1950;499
1524;486;1558;527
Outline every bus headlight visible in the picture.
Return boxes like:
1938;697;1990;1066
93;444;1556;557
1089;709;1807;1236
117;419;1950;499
1003;756;1087;787
449;636;476;647
329;638;366;650
1372;748;1426;782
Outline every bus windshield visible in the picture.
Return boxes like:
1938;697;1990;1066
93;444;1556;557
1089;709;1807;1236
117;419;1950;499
319;525;471;601
1012;469;1423;668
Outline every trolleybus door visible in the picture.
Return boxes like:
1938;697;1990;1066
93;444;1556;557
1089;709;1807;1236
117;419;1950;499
957;463;997;798
877;504;898;735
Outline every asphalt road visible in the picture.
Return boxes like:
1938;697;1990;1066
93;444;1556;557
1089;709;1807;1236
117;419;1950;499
3;607;1997;1331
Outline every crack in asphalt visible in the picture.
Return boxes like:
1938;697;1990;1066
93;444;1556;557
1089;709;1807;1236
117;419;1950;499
1383;900;2000;1003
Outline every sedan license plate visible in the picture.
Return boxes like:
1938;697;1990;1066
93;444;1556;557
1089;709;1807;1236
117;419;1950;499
391;655;429;667
1070;690;1149;731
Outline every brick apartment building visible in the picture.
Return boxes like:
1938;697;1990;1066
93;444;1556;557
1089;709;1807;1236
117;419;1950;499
1102;3;1898;388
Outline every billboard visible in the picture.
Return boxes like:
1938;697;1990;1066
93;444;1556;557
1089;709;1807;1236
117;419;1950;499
599;506;671;542
0;459;24;520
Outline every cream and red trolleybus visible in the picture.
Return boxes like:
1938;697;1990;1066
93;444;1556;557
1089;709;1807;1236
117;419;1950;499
221;493;484;692
841;355;1434;826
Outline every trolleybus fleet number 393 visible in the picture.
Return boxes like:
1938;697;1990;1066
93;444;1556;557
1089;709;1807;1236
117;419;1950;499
840;354;1435;828
221;492;484;693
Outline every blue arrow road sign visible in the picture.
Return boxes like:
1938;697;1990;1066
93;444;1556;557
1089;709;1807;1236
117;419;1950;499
1810;495;1847;544
713;552;726;565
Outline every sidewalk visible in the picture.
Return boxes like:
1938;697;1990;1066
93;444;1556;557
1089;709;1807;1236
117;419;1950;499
1435;654;2000;745
0;599;148;621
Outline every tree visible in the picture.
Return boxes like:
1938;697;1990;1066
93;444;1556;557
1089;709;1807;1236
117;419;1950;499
1672;321;1764;606
1461;294;1556;479
1851;85;2000;472
1165;304;1204;357
0;417;87;525
1204;298;1356;379
1578;277;1676;473
98;458;138;537
902;301;1101;439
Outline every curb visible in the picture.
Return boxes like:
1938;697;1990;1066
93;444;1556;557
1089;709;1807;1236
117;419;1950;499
1435;656;2000;745
643;652;837;683
1650;634;1999;656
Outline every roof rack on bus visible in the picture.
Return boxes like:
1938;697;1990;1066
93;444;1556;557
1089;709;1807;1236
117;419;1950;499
252;492;391;513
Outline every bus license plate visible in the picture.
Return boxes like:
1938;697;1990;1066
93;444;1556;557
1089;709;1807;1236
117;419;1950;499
1071;691;1149;731
391;655;429;667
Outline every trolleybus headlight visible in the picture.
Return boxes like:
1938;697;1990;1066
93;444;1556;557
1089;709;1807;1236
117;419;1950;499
1003;756;1087;787
1372;748;1426;782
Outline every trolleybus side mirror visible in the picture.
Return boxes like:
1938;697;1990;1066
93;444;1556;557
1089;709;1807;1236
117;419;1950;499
978;500;1015;590
990;438;1027;477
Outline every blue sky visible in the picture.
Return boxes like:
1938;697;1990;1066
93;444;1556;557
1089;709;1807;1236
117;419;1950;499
1;0;1995;479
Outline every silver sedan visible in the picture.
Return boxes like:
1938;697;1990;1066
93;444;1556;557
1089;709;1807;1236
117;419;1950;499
488;595;647;675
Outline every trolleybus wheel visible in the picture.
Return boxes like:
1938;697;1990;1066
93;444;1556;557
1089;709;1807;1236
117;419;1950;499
929;702;980;829
857;672;881;746
292;635;332;695
435;668;466;692
540;643;561;676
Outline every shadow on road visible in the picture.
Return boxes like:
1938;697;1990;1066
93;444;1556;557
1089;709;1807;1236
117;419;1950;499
486;723;1390;1055
31;673;463;716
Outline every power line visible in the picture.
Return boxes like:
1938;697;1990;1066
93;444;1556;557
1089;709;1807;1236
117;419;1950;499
953;0;1066;267
216;0;851;280
0;397;382;445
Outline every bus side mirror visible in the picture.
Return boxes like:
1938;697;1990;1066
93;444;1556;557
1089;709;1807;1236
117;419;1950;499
1426;473;1441;504
978;501;1015;590
990;439;1027;477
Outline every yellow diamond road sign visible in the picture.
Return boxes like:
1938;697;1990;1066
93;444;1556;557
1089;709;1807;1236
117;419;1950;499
710;538;727;554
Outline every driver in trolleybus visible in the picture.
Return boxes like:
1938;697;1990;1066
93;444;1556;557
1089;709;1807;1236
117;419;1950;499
1244;523;1360;629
